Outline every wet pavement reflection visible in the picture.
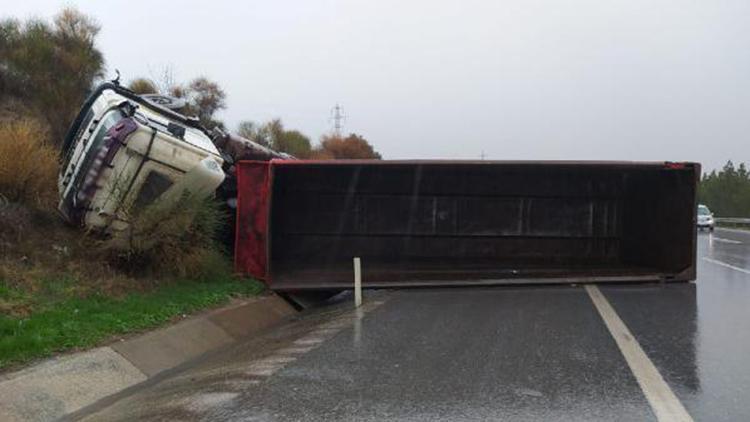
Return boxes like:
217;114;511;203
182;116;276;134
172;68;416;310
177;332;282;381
605;229;750;421
78;229;750;421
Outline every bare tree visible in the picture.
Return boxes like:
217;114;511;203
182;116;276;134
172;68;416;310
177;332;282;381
169;77;226;129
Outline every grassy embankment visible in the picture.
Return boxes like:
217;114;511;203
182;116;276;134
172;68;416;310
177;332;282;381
0;118;262;370
0;275;263;369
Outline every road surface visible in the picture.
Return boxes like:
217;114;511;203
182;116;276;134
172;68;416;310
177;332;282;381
77;228;750;421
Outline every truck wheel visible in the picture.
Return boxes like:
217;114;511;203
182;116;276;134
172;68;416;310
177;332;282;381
710;226;715;232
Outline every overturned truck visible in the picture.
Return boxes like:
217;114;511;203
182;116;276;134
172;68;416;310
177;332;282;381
59;82;699;291
235;160;699;290
58;82;288;234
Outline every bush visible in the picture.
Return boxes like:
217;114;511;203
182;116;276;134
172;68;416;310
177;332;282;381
103;192;229;279
0;199;34;242
0;118;58;209
127;78;158;95
1;8;105;144
314;133;382;159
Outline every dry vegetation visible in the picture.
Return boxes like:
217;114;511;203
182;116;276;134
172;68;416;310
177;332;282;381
0;119;250;367
0;196;141;319
0;118;58;209
0;117;233;318
0;117;79;317
103;192;228;279
0;8;264;369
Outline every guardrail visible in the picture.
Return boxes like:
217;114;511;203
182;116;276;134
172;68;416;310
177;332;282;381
715;217;750;227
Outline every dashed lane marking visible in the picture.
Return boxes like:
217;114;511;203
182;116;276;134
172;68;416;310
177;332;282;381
714;227;750;236
585;285;693;422
703;257;750;275
711;237;742;245
293;337;325;346
275;345;318;355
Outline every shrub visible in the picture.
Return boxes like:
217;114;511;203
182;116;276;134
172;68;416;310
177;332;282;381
127;78;158;95
0;118;58;209
1;8;105;145
313;133;382;159
103;192;229;279
0;199;33;242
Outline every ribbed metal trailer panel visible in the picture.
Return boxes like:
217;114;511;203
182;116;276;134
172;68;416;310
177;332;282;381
235;160;698;291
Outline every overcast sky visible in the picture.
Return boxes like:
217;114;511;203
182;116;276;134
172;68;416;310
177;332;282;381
4;0;749;171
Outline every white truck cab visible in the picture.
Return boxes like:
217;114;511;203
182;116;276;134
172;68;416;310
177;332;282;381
58;83;225;233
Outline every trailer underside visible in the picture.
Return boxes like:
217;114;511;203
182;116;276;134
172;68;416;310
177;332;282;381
236;160;698;290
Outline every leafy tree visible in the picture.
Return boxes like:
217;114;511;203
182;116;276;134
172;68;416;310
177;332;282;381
236;121;268;145
0;8;105;144
276;130;312;158
233;125;381;159
236;118;312;157
698;161;750;217
265;119;285;147
313;133;382;159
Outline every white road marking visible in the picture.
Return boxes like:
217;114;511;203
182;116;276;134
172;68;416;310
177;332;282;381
276;345;317;355
711;237;742;245
715;227;750;236
293;337;325;346
245;367;278;377
585;285;693;422
309;328;342;336
256;356;297;365
703;257;750;275
319;322;350;330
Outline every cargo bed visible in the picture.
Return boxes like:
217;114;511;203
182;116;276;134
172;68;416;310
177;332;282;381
235;160;699;290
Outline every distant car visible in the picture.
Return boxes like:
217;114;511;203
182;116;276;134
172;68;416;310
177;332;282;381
697;204;715;231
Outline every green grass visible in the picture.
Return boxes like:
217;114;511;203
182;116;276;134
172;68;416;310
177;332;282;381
0;276;264;370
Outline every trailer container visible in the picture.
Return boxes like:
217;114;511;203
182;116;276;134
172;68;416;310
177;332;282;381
235;160;699;290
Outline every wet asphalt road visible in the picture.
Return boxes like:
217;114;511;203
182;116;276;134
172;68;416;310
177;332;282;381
78;229;750;421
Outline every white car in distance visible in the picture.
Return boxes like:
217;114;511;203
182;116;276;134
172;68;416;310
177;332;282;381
697;204;715;232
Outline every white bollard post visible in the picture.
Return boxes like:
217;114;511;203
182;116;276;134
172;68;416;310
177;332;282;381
353;257;362;308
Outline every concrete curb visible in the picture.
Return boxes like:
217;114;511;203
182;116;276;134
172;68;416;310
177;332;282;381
0;294;296;422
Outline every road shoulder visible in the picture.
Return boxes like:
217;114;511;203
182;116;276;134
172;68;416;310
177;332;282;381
0;294;296;422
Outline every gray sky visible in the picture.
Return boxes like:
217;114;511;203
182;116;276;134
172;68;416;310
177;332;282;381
5;0;750;172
